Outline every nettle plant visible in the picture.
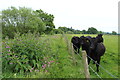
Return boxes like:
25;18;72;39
2;34;54;73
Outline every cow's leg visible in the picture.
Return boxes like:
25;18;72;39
88;57;91;65
93;61;95;64
78;45;81;54
96;57;101;72
93;57;96;64
78;46;80;54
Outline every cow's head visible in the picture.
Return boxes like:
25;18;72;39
90;37;97;50
96;34;103;43
90;34;103;50
80;36;91;46
71;36;80;44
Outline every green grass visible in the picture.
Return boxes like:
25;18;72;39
2;34;85;78
65;34;119;78
2;34;119;78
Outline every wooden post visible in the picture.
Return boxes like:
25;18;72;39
71;43;77;65
82;50;90;80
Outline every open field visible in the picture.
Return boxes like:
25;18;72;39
66;34;118;78
2;34;119;78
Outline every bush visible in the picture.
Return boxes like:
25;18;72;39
2;33;53;73
2;7;47;39
53;29;63;34
66;31;73;34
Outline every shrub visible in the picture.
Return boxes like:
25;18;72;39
66;31;74;34
2;33;52;73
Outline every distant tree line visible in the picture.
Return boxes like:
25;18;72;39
54;27;117;35
57;26;101;34
1;6;117;39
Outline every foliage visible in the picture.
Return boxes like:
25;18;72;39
74;30;81;34
2;34;119;78
36;9;55;34
57;26;101;34
98;31;103;34
87;27;98;34
2;33;52;73
66;31;74;34
82;30;87;34
112;31;117;35
2;34;85;78
2;7;50;39
57;26;118;35
58;27;81;34
53;29;63;34
58;27;68;33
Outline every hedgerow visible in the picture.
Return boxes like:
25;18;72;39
2;33;54;73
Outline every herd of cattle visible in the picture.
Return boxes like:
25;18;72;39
71;34;106;72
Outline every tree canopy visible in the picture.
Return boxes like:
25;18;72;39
2;7;55;38
112;31;117;35
36;9;55;34
87;27;98;34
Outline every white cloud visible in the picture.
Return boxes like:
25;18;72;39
0;0;119;32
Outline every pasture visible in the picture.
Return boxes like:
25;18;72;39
66;34;118;78
2;33;119;78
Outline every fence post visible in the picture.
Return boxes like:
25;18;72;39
71;43;77;65
82;50;90;80
63;34;71;55
63;34;77;65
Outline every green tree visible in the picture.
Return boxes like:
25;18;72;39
112;31;117;35
87;27;98;34
66;31;73;34
98;31;103;34
53;29;63;34
36;9;55;34
2;7;46;38
58;27;68;33
82;30;87;34
74;30;81;34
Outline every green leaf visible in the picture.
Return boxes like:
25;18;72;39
32;60;36;67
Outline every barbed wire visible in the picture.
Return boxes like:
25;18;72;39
86;54;118;78
71;43;118;79
89;65;103;80
63;34;118;79
73;48;103;79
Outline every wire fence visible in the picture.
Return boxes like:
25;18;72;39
71;42;119;79
73;48;103;79
89;65;103;80
65;35;103;79
62;34;119;79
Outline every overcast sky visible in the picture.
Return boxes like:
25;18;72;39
0;0;119;33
